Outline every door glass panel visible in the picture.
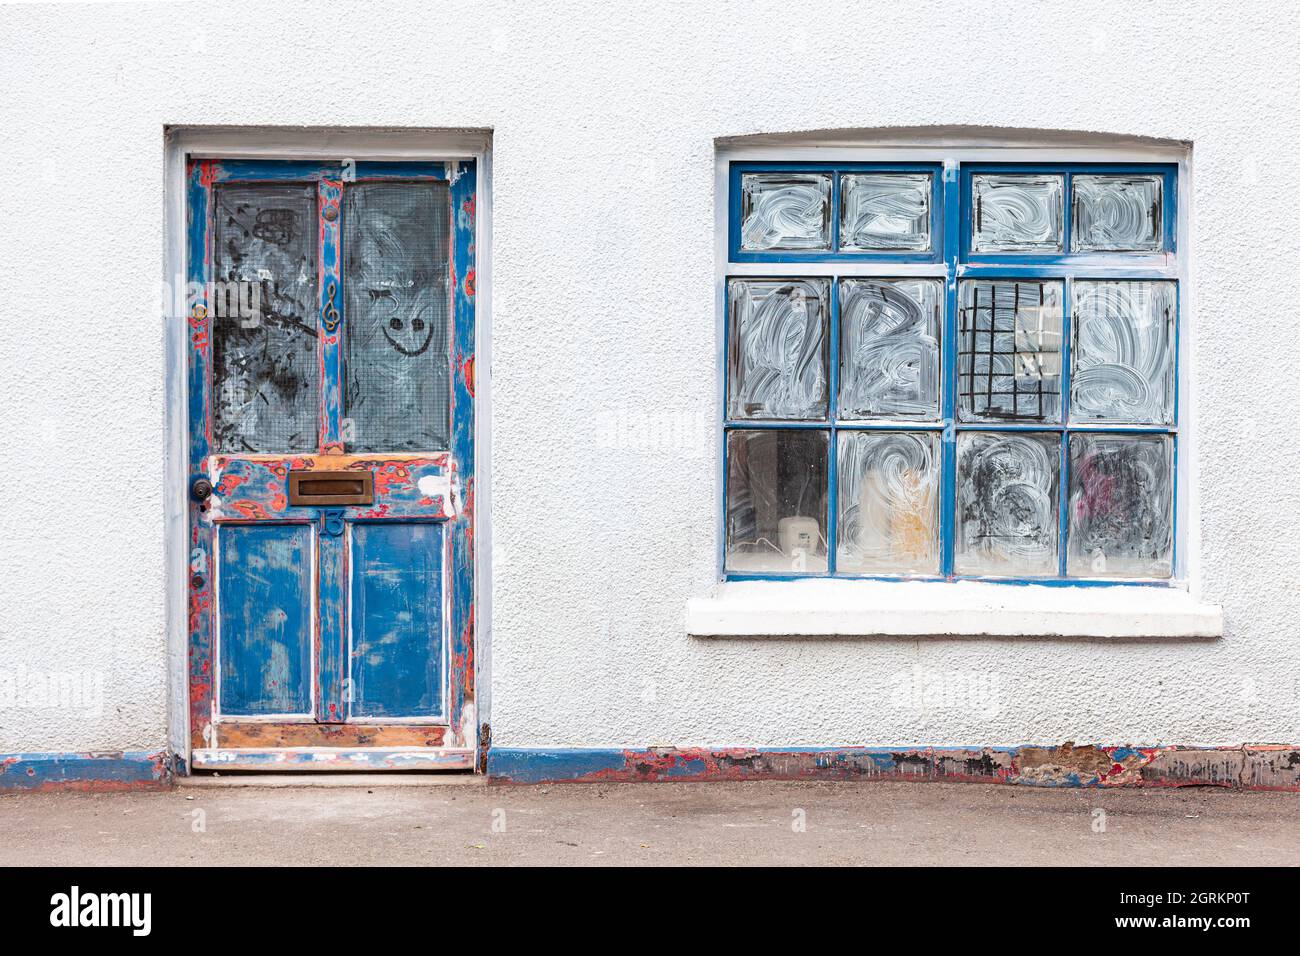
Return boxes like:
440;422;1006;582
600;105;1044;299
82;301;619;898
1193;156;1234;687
212;183;319;453
344;182;451;452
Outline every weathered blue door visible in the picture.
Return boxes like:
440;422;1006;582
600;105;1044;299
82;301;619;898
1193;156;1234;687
185;159;477;771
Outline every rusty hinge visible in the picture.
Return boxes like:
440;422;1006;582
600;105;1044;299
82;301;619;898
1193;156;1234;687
477;722;491;775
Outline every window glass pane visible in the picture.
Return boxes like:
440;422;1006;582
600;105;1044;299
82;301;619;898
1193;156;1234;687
739;173;832;251
839;173;931;251
958;280;1063;424
726;429;829;573
344;181;451;452
212;183;319;453
839;278;941;421
1071;280;1175;425
1072;174;1163;252
955;431;1060;577
971;174;1064;253
1067;433;1173;578
837;431;940;575
727;278;829;420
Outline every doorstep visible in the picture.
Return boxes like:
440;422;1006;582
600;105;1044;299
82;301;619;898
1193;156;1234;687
178;773;486;788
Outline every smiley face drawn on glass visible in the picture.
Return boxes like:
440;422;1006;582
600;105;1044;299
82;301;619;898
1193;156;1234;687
366;286;437;357
343;181;452;452
354;208;440;359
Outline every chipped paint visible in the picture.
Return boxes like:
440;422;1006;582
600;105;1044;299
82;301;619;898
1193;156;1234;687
185;158;479;767
201;455;457;523
189;747;473;771
206;723;446;748
6;743;1297;789
487;744;1300;790
416;473;460;516
0;751;171;792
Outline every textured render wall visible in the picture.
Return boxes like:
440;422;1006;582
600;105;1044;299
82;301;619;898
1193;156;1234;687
0;1;1297;754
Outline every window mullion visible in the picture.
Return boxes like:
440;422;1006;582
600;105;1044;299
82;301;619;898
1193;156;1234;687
940;161;961;579
827;277;840;574
1058;275;1073;577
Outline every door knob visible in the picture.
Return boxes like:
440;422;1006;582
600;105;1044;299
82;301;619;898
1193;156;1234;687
190;477;214;502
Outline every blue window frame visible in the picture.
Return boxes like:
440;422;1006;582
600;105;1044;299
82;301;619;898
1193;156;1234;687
723;159;1180;585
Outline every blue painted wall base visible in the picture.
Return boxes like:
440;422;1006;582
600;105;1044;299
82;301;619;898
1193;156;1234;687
487;744;1300;791
0;751;171;791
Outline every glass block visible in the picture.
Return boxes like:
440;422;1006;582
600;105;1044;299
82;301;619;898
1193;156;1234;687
728;278;829;421
955;431;1060;577
839;173;932;251
1067;433;1173;578
211;183;319;453
837;431;941;575
971;174;1064;253
739;172;832;251
344;181;451;452
839;278;942;421
1071;280;1175;425
726;429;829;573
958;280;1063;424
1072;174;1163;252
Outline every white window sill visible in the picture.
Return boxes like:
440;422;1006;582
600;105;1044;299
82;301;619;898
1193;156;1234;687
687;579;1223;639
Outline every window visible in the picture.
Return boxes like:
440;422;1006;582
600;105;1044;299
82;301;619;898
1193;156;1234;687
723;159;1179;582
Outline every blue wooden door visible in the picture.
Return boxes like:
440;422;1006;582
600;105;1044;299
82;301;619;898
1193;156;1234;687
185;159;477;771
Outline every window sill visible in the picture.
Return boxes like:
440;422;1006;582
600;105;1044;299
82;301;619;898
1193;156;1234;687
686;579;1223;639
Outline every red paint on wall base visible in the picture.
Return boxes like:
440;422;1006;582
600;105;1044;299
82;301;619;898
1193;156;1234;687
487;743;1300;791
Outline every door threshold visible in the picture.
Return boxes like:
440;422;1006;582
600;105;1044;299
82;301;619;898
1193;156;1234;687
179;772;484;788
190;747;475;772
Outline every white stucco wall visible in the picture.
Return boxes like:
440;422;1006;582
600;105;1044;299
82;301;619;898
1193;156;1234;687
1;1;1298;755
